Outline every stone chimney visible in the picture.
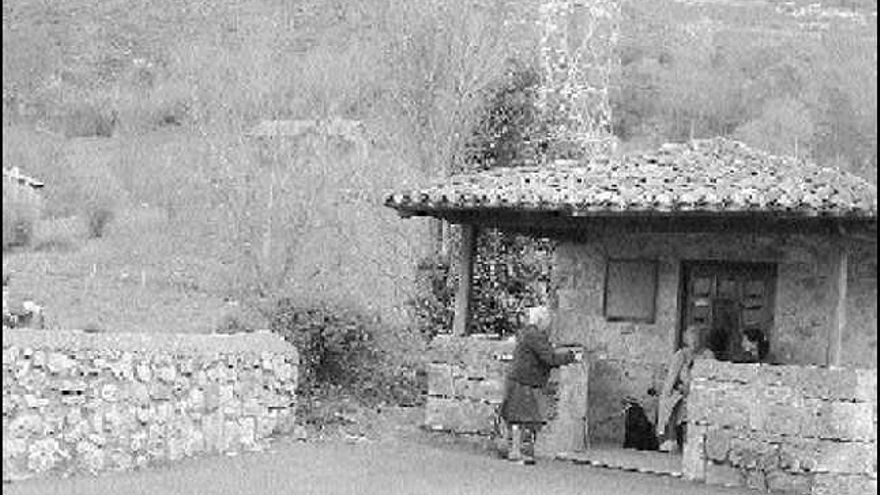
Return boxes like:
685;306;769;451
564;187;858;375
538;0;620;162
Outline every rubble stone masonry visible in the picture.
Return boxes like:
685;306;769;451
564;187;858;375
2;329;298;481
685;359;877;495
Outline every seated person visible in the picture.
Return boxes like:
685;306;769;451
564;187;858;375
731;327;771;363
656;324;714;453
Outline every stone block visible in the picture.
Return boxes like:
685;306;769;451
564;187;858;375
454;377;505;404
238;417;256;448
812;474;877;495
149;383;173;401
101;383;120;402
167;437;186;462
688;381;750;427
27;438;61;473
136;406;153;424
46;352;76;375
692;360;759;384
424;397;495;434
222;420;241;452
3;437;28;459
765;471;813;494
855;369;877;403
202;413;224;453
130;430;148;452
219;384;234;405
204;384;220;412
802;401;875;441
256;414;278;438
274;362;294;381
426;363;454;397
8;413;46;438
156;365;177;383
758;404;806;436
682;424;708;481
775;438;875;475
107;449;133;472
728;436;778;470
743;469;766;491
184;430;205;456
705;428;734;462
705;461;744;488
75;440;105;474
2;346;19;365
757;384;801;406
811;440;877;475
796;366;853;401
759;365;801;388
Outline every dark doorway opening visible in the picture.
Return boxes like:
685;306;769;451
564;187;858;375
679;261;778;362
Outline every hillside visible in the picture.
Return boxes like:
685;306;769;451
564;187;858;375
2;0;876;334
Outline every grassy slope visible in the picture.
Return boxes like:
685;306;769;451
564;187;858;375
2;0;875;334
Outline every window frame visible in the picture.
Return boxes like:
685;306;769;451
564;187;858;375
602;258;660;324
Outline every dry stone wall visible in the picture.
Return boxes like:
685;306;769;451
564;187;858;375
424;335;514;435
685;359;877;495
2;329;298;482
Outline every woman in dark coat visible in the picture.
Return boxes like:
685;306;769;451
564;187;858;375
499;309;579;464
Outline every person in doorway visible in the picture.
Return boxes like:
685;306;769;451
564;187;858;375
499;306;581;465
732;327;771;364
656;324;714;454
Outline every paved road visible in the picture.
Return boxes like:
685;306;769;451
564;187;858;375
6;438;753;495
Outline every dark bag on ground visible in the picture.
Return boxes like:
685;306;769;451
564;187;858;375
623;398;659;451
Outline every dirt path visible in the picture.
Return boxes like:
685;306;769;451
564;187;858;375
6;436;754;495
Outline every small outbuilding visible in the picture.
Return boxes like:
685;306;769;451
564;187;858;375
385;138;877;493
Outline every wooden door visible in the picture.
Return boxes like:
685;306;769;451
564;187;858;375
680;261;777;361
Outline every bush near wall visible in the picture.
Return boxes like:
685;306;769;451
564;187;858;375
268;301;422;408
2;329;298;482
2;181;41;250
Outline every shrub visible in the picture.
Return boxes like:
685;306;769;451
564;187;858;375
2;194;39;250
61;103;117;138
79;175;120;239
269;300;421;406
407;257;455;341
85;206;114;239
31;216;80;253
214;313;253;334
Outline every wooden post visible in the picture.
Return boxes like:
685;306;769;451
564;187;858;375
827;242;848;367
452;224;477;336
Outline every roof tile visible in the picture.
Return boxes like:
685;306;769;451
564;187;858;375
385;138;877;219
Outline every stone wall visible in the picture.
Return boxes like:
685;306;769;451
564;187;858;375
424;334;514;435
2;329;299;482
685;359;877;495
552;233;877;445
423;334;589;456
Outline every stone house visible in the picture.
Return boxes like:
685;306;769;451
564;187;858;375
385;138;877;493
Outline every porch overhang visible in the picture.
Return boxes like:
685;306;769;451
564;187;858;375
397;207;878;240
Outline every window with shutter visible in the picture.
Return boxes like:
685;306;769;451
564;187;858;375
604;259;659;323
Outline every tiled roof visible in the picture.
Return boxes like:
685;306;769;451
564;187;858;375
385;138;877;219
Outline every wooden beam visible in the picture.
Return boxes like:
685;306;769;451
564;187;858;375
452;224;477;336
827;242;848;367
